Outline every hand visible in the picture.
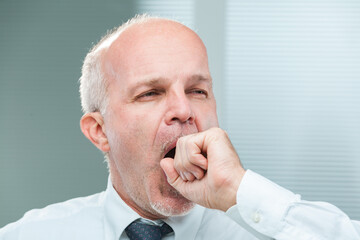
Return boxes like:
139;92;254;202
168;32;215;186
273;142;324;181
160;127;246;212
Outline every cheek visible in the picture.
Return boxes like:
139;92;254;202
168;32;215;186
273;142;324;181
106;114;144;157
197;117;219;132
117;112;153;139
195;104;219;131
110;112;161;160
133;108;166;140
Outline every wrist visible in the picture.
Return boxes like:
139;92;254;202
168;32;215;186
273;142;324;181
221;168;246;211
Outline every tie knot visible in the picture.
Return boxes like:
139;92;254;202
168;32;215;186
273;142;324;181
125;221;173;240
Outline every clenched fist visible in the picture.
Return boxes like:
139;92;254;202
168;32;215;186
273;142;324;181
160;127;246;212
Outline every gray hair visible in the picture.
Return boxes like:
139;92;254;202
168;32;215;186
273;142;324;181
79;14;159;115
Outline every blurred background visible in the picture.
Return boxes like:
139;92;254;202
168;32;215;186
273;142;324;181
1;0;359;227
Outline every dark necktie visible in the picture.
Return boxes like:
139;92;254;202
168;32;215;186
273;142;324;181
125;221;173;240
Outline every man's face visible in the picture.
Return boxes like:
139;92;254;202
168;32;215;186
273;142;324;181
102;20;218;219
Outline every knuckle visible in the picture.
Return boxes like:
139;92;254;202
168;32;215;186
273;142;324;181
212;127;227;138
185;140;193;151
183;160;193;170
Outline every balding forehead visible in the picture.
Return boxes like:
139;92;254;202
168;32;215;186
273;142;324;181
102;18;207;79
95;18;199;55
124;18;195;36
112;19;202;51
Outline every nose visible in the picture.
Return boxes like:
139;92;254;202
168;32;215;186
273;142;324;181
165;90;195;125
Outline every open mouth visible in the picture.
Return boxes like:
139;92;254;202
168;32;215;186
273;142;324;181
164;147;176;159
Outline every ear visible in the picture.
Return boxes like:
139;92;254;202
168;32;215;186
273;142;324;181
80;112;110;152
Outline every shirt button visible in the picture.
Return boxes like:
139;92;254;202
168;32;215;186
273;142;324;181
252;212;261;223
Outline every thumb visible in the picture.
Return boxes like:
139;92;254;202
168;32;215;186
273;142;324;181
160;157;180;185
161;157;208;207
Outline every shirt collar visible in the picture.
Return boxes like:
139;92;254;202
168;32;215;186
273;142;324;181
164;205;205;240
102;176;205;240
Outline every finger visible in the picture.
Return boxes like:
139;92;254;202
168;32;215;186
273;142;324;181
188;152;208;171
160;157;180;184
160;157;191;191
173;150;206;181
181;162;206;180
160;158;195;186
161;158;202;195
161;157;209;208
179;131;209;163
183;171;195;182
179;172;188;182
175;136;208;172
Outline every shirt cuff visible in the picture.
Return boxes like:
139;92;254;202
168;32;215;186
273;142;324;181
231;169;300;237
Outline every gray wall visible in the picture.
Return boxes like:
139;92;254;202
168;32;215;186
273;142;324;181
223;0;360;220
0;0;136;227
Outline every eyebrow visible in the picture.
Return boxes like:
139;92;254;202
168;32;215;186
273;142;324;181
189;74;212;87
128;74;212;96
127;78;166;96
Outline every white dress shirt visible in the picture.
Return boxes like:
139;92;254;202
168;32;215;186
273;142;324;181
1;170;359;240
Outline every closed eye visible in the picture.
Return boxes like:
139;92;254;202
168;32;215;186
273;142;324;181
142;91;159;97
135;90;162;101
188;89;208;97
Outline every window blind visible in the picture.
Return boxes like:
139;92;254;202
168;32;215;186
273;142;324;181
224;0;360;219
135;0;194;29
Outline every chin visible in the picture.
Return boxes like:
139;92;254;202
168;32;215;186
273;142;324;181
147;180;195;217
150;195;195;217
143;167;195;218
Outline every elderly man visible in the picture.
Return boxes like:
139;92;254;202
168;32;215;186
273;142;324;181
1;15;359;240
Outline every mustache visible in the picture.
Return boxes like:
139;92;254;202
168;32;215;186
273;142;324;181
160;127;198;155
